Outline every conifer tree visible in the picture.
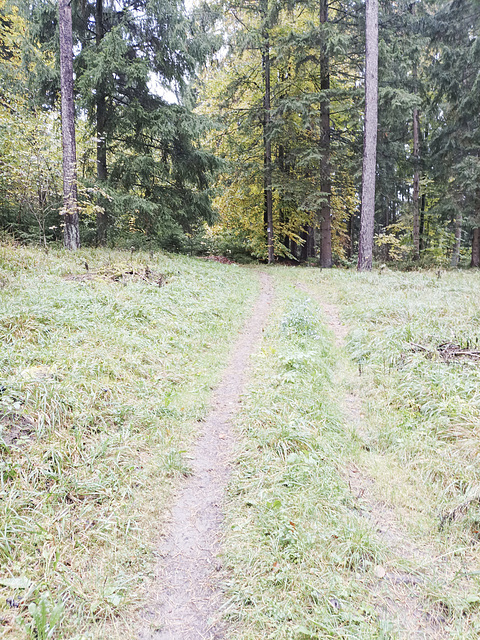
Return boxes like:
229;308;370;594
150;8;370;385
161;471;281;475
428;0;480;266
358;0;378;271
375;0;427;260
261;0;274;263
59;0;80;249
200;0;361;262
28;0;219;246
319;0;332;267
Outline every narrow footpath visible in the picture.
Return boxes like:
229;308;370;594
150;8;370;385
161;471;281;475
138;272;274;640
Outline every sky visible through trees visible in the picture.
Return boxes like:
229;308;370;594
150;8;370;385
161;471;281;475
0;0;479;268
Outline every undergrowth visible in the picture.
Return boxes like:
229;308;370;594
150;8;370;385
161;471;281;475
0;244;258;639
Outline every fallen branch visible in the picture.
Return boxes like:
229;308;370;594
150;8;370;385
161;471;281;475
409;342;480;362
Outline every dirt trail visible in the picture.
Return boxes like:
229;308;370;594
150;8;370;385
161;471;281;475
138;272;274;640
297;282;449;639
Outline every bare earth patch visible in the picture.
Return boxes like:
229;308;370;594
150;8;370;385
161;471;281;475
0;413;36;446
137;271;274;640
297;281;450;639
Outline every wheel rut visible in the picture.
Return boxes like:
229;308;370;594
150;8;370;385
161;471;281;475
297;281;450;639
138;271;274;640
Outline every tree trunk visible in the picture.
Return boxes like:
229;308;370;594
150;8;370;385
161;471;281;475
347;212;354;260
357;0;378;271
319;0;332;267
262;3;274;264
291;237;297;259
278;145;289;251
307;226;315;258
419;193;426;252
451;211;462;267
300;227;308;261
95;0;108;245
59;0;80;250
471;228;480;267
412;107;420;259
411;3;420;260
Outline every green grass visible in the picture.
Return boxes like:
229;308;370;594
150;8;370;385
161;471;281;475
222;277;387;639
0;243;258;638
285;267;480;637
4;249;480;639
222;267;480;639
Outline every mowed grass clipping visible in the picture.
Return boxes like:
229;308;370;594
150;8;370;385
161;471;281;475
0;243;258;639
223;278;387;640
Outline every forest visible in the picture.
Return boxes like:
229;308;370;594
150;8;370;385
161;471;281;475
1;0;479;268
3;3;480;637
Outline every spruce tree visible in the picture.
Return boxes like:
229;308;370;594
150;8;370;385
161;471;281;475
200;0;361;262
357;0;378;271
319;0;332;268
28;0;219;247
428;0;480;266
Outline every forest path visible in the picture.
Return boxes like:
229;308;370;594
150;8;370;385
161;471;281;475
137;271;274;640
297;281;449;640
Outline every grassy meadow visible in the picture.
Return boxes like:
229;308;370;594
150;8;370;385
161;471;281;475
0;243;258;638
1;245;480;639
223;267;480;639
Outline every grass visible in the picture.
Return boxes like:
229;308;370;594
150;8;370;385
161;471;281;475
3;248;480;639
221;266;480;639
222;276;388;639
0;243;258;638
285;267;480;638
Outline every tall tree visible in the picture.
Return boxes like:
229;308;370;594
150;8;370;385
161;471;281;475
261;0;274;263
58;0;80;249
412;104;421;259
357;0;378;271
200;0;361;262
411;2;420;260
94;0;108;244
28;0;219;247
319;0;332;267
428;0;480;267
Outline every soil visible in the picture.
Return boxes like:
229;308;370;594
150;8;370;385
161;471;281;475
0;413;36;446
297;281;450;639
137;272;274;640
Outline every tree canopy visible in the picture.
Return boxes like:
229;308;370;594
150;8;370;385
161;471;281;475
0;0;479;266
